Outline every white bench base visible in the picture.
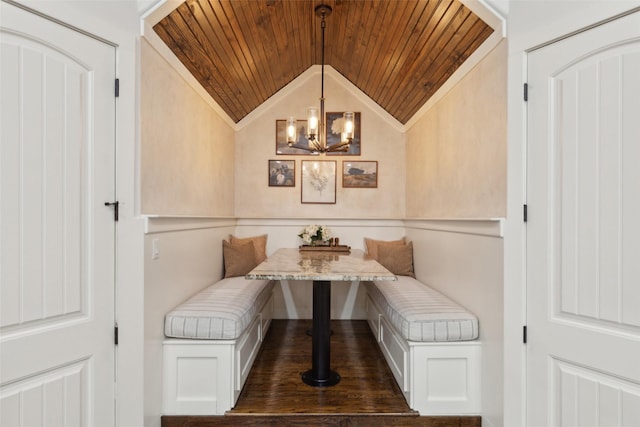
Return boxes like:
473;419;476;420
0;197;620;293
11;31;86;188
163;292;273;415
366;294;481;415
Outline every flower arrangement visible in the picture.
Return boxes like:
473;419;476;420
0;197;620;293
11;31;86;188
298;224;332;246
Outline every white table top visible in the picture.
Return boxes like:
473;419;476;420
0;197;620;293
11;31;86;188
245;248;397;282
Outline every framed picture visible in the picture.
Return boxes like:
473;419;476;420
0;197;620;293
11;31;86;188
275;119;318;155
342;161;378;188
301;160;336;204
269;160;295;187
326;112;361;156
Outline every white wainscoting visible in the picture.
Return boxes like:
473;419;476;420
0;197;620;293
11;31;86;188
404;218;503;427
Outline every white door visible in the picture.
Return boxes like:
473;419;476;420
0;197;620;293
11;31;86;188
0;2;116;426
527;10;640;427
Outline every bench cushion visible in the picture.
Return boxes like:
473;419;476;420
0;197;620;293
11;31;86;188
165;278;274;340
365;276;478;342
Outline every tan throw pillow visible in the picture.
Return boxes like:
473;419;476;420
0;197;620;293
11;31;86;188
364;237;405;260
223;240;258;278
377;241;415;278
230;234;267;263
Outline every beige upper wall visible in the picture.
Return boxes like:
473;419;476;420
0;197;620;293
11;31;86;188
140;35;506;220
405;40;507;219
140;38;235;216
234;70;406;219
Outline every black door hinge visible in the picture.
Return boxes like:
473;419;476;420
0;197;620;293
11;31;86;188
115;78;120;97
104;201;119;221
523;204;528;222
523;83;528;101
114;324;119;345
523;325;527;344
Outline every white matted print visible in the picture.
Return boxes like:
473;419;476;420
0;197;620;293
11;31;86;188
301;160;336;204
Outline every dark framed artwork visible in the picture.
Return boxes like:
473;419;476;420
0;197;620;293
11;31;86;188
342;161;378;188
275;119;318;155
301;160;336;204
269;160;295;187
326;112;361;156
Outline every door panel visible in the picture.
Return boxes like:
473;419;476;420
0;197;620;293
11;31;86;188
553;44;640;334
527;10;640;427
1;359;87;427
1;39;87;331
553;359;640;427
0;2;116;425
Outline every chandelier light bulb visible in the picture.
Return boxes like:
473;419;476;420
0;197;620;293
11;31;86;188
307;107;319;139
286;117;297;146
343;112;354;141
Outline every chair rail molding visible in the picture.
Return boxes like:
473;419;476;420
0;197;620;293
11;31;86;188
403;218;504;238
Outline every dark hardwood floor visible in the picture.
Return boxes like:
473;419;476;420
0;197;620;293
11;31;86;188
162;320;481;427
232;319;410;414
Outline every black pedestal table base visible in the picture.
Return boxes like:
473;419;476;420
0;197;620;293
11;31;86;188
301;279;340;387
301;369;340;387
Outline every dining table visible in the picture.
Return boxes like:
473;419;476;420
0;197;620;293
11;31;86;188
245;247;397;387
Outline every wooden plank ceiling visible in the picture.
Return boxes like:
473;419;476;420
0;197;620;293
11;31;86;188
154;0;494;124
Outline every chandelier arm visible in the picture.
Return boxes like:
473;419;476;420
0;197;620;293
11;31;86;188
327;140;350;149
289;144;317;153
326;141;351;152
312;139;324;152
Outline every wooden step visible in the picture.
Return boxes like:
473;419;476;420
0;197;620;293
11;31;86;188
162;414;481;426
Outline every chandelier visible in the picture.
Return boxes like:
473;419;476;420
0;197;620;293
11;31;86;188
286;4;355;154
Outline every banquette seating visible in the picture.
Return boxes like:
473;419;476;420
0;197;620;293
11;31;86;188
162;277;274;415
162;235;274;415
362;237;482;415
162;234;481;416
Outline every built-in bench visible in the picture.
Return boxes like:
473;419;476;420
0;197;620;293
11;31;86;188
161;250;480;416
162;277;274;415
365;276;481;415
